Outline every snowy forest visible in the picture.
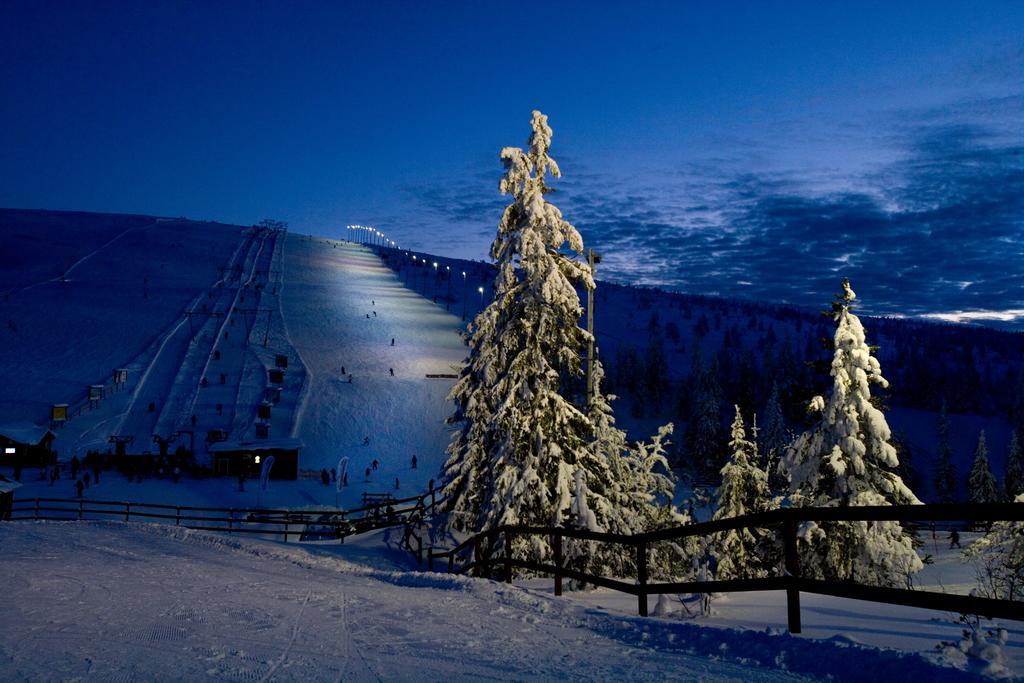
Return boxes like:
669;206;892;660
430;111;1024;611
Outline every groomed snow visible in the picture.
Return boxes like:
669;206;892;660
0;521;827;682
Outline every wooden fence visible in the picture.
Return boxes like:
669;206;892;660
8;490;436;544
428;503;1024;633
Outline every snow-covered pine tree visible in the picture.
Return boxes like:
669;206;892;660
583;359;690;578
779;278;922;587
968;430;999;505
935;400;958;503
439;112;679;572
1004;430;1023;500
713;406;775;580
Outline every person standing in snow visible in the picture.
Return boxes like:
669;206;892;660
321;468;330;485
389;368;394;376
372;459;379;470
949;529;961;549
341;366;346;375
411;454;417;469
363;436;370;446
391;338;395;346
395;478;400;490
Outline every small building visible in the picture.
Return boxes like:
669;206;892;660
113;368;128;386
257;401;272;419
208;438;301;479
264;386;282;404
275;354;288;368
0;475;22;520
268;368;284;384
0;424;56;469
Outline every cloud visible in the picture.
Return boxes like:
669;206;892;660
402;94;1023;325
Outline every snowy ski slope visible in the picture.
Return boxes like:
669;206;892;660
0;521;983;682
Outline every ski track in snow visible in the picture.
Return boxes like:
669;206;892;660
0;521;988;682
0;219;153;298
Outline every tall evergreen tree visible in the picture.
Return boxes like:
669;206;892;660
713;406;775;580
1004;430;1024;500
438;112;678;571
760;380;789;490
686;350;724;476
968;430;999;504
780;279;922;587
934;400;958;503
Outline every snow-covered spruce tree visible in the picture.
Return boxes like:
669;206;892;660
935;400;958;503
713;406;775;580
1003;430;1023;500
583;359;689;578
968;430;999;505
779;279;922;587
439;111;678;572
964;494;1024;601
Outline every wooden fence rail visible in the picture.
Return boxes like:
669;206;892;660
428;503;1024;632
9;491;437;543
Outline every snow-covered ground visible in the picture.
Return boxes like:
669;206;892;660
0;520;986;682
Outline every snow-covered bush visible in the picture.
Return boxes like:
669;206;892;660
779;279;923;587
964;494;1024;602
936;614;1013;679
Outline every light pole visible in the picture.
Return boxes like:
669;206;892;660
432;262;438;302
586;248;602;404
478;285;484;310
445;265;451;310
461;271;467;319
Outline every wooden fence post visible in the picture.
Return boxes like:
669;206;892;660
636;540;649;617
228;509;234;534
448;552;454;574
78;499;83;520
125;502;130;522
176;506;181;526
34;498;39;520
284;521;289;542
553;531;563;597
428;547;434;572
504;530;513;584
473;536;483;577
783;517;802;634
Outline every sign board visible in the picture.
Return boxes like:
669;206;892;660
114;368;128;385
51;404;68;422
88;385;104;400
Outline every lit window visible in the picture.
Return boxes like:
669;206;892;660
4;447;15;454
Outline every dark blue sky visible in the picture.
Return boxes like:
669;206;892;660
2;1;1022;324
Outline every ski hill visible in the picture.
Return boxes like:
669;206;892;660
0;209;466;509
